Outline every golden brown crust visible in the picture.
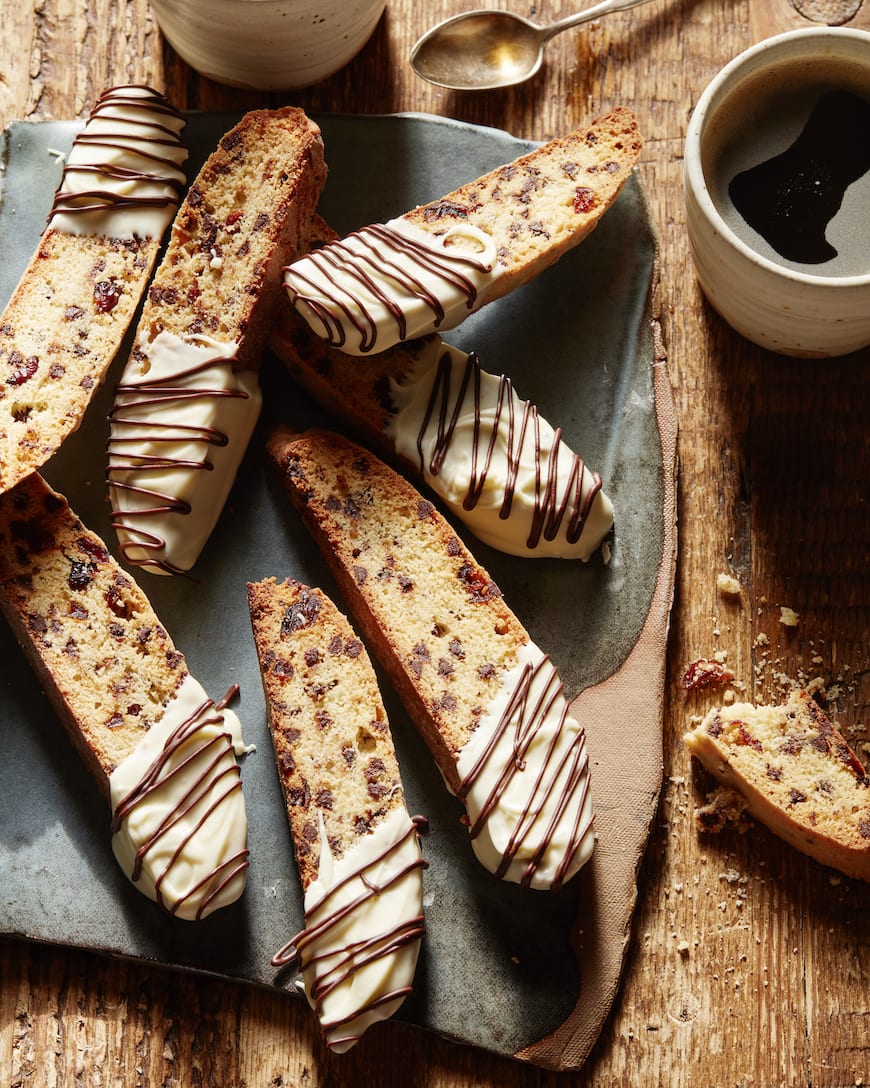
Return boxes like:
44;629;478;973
0;231;161;494
0;474;189;798
137;107;327;370
402;106;642;296
269;306;414;451
266;426;529;793
247;578;407;890
685;690;870;881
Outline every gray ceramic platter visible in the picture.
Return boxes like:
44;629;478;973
0;111;665;1067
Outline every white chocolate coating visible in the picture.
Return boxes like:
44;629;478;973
107;330;262;575
388;338;614;559
275;807;425;1053
110;674;250;921
456;641;594;890
49;85;187;240
283;218;503;355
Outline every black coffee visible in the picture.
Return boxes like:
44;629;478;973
728;90;870;265
707;57;870;277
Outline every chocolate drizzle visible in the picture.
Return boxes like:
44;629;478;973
284;223;495;353
106;347;249;575
111;685;249;920
49;85;186;228
271;815;427;1051
417;350;604;550
457;654;592;891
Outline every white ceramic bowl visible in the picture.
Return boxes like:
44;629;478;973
684;27;870;357
150;0;386;91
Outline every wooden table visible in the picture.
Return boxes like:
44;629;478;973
1;1;868;1084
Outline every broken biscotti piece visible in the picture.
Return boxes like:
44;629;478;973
267;427;595;891
247;578;426;1053
685;690;870;881
107;108;327;575
0;85;188;495
282;107;641;355
270;312;613;560
0;473;250;919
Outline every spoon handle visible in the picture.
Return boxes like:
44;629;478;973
542;0;655;41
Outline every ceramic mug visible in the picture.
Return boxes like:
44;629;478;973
150;0;386;91
684;27;870;357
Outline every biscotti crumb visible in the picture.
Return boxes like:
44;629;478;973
693;787;753;835
717;572;742;597
681;657;735;690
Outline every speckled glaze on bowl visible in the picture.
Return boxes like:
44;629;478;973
150;0;386;90
684;28;870;358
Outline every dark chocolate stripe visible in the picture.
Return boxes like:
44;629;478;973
456;653;592;891
271;815;427;1050
111;689;248;919
106;347;248;575
417;350;604;550
285;222;493;353
49;85;186;226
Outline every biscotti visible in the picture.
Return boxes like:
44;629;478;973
282;107;641;354
685;690;870;881
0;85;187;495
247;578;426;1052
267;427;594;891
107;108;327;575
0;473;250;919
270;310;613;560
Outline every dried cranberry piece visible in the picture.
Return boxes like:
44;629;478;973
457;562;500;602
573;187;597;214
76;536;109;563
68;560;95;591
94;280;122;313
423;200;469;221
105;584;133;620
7;352;38;386
280;589;321;634
680;658;734;690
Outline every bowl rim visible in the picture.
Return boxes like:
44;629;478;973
684;26;870;289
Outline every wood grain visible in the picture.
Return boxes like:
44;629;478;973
1;1;868;1085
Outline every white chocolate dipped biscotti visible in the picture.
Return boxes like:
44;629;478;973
282;107;641;355
267;427;595;891
685;690;870;881
0;85;188;494
0;473;250;919
247;578;426;1053
270;308;613;560
107;108;327;575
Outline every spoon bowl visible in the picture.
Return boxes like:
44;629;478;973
411;11;548;91
410;0;656;91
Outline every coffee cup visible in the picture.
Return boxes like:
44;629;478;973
150;0;386;91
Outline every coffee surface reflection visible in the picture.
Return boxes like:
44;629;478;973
729;90;870;267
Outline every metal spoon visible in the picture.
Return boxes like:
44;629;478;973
410;0;656;91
